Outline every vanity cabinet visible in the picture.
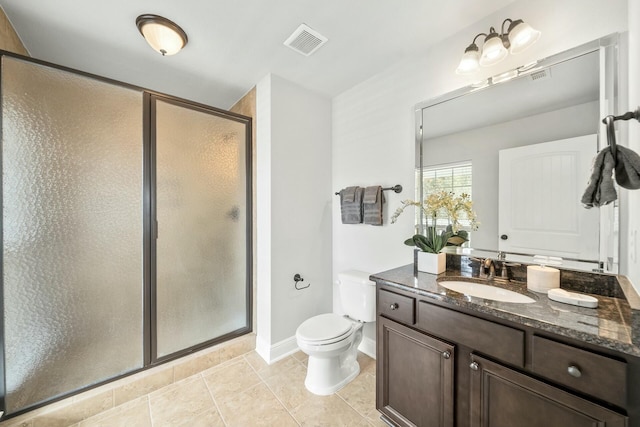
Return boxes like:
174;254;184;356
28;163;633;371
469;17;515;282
376;286;631;427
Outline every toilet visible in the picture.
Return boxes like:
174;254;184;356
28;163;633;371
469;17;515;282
295;270;376;395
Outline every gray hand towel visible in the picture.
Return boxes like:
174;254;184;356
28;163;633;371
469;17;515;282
614;145;640;189
581;147;617;208
341;186;357;202
340;186;363;224
363;186;385;225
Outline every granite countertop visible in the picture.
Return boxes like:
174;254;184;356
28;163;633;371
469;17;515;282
371;264;640;358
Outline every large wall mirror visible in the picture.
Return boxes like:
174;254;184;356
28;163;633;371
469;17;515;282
416;34;625;273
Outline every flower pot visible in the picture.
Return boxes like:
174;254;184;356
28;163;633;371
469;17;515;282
415;250;446;274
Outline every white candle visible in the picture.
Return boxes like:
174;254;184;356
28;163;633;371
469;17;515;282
527;265;560;293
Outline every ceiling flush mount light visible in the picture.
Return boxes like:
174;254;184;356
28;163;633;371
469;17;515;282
136;14;188;56
456;18;540;75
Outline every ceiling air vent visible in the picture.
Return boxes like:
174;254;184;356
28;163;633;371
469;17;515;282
284;24;328;56
530;68;551;82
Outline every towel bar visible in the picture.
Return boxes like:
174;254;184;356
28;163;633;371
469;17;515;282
334;184;402;196
601;107;640;158
601;107;640;124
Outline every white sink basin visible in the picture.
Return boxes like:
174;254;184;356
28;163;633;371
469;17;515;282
438;281;536;304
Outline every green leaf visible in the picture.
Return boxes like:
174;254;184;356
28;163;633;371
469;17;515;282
412;235;432;252
456;230;469;240
447;235;467;246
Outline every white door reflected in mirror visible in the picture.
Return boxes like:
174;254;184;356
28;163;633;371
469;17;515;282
498;135;601;262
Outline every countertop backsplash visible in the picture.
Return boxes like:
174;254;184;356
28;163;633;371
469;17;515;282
447;254;623;298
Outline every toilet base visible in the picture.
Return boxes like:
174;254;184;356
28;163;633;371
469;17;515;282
304;350;360;395
299;324;363;395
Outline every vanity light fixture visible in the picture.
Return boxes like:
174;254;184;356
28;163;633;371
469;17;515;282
136;14;188;56
456;18;540;75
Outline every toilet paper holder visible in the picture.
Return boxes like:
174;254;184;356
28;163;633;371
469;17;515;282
293;273;311;290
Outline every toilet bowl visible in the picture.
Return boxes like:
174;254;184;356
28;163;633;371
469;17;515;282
295;270;375;395
296;313;363;395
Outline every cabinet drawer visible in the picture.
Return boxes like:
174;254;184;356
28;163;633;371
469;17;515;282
379;289;415;324
532;336;627;408
417;301;524;367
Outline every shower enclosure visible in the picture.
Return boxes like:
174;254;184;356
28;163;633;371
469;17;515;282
0;54;252;416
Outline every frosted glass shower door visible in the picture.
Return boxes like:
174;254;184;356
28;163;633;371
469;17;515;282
1;57;144;413
154;97;250;358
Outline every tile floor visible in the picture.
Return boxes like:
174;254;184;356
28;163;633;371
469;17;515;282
43;351;384;427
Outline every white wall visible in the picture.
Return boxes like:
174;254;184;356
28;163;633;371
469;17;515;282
332;0;631;347
626;0;640;290
256;74;333;362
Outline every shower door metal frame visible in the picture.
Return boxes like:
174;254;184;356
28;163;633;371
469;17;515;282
147;93;253;364
0;49;253;418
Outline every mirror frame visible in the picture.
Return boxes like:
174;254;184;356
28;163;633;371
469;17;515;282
414;33;624;273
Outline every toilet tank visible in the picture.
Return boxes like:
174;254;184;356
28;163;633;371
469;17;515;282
337;270;376;322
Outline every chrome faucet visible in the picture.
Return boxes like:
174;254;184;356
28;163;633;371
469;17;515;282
473;256;518;280
481;258;496;279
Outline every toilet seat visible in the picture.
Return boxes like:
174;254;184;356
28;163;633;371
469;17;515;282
296;313;355;345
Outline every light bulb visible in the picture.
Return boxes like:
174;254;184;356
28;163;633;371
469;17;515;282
456;45;480;75
507;20;541;54
479;32;507;67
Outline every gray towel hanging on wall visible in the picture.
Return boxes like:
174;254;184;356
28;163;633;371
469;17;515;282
603;111;640;190
581;147;617;207
336;185;402;224
363;186;385;226
339;186;364;224
582;108;640;208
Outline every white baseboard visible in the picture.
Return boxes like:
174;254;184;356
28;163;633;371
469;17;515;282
255;334;299;364
257;333;375;364
358;335;376;359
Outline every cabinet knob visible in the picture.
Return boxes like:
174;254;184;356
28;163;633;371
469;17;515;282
442;351;451;359
470;362;479;371
567;365;582;378
389;303;399;310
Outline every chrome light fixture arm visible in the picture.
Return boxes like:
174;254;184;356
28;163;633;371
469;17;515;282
500;19;515;49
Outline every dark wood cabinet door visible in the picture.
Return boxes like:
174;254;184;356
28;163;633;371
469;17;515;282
469;354;627;427
377;316;454;427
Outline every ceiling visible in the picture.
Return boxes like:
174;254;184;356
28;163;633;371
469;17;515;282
0;0;515;109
